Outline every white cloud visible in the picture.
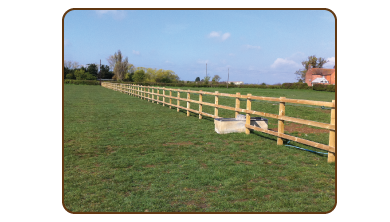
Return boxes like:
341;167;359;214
228;53;234;56
323;57;335;68
208;31;220;38
95;10;126;20
221;33;231;41
244;45;261;50
271;58;299;68
132;50;140;55
208;31;230;41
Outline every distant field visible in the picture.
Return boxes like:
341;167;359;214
63;85;335;212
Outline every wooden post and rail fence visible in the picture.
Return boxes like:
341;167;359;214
101;82;336;163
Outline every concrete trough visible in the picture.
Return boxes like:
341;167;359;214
214;115;268;134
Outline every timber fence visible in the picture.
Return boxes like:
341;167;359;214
102;82;336;163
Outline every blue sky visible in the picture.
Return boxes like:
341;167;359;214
64;9;335;84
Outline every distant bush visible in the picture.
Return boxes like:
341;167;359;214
313;84;335;92
66;73;75;79
326;85;335;92
281;82;311;89
73;69;96;80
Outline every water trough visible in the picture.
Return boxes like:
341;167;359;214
214;114;268;134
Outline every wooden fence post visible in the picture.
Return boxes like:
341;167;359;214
177;91;180;112
147;86;149;100
235;92;240;118
156;88;160;104
215;91;219;118
152;88;154;103
187;90;190;116
169;90;172;109
245;94;252;134
199;90;203;119
328;100;336;163
277;97;286;145
163;87;166;106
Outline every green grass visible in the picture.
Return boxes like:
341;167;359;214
64;85;335;212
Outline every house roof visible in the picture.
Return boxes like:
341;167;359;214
309;68;335;76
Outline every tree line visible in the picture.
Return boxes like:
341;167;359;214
64;50;180;83
65;52;332;85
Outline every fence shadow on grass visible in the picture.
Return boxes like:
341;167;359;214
250;130;327;157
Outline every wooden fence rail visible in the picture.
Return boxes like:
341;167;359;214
101;82;336;162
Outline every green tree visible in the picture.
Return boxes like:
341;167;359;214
87;64;98;77
204;76;211;84
295;55;328;82
74;69;87;80
133;69;146;82
66;73;75;79
86;73;96;80
124;72;134;82
195;77;200;82
64;67;73;79
74;69;96;80
212;75;221;83
99;65;113;79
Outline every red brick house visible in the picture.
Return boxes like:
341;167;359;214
305;64;335;86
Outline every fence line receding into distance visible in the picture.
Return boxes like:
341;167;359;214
101;82;336;163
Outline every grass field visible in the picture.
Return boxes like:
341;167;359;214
63;84;336;212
